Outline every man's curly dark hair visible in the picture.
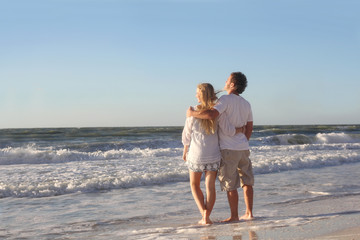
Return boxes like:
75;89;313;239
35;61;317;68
230;72;247;94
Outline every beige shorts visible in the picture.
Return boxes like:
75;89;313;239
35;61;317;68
218;149;254;191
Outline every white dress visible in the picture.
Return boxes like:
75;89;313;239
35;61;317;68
182;111;236;172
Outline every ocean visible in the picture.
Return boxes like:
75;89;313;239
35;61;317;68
1;125;360;239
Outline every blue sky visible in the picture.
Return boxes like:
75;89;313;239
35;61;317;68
1;0;359;128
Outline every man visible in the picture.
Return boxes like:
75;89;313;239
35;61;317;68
187;72;254;221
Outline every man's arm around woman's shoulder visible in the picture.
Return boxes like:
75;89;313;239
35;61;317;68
186;107;219;120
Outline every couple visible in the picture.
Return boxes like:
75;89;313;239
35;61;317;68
182;72;254;225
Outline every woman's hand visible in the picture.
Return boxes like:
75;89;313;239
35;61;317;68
183;145;189;161
183;152;187;161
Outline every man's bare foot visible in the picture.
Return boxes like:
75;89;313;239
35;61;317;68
239;214;254;220
221;216;240;223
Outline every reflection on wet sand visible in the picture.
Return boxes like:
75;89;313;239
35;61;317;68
201;230;258;240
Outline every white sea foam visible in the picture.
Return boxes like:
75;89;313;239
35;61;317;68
1;142;359;198
0;168;189;198
315;132;356;144
1;141;359;167
0;145;183;165
252;146;360;174
255;143;360;152
307;191;331;196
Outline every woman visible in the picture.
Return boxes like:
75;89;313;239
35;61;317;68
182;83;243;225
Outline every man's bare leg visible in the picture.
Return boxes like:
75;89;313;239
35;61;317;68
222;189;239;222
239;185;254;220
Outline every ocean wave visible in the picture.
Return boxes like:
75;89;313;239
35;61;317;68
0;170;189;198
315;132;357;144
0;145;183;165
252;146;360;174
255;132;360;146
65;139;183;152
254;143;360;152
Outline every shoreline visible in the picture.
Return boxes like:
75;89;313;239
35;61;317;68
312;226;360;240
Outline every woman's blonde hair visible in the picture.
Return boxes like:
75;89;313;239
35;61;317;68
196;83;218;135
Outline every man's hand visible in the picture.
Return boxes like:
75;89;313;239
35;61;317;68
186;106;194;117
235;126;246;134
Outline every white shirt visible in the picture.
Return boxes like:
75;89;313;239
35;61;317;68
182;111;236;164
214;94;253;151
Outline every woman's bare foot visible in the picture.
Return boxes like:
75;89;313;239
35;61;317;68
199;218;213;225
203;219;213;225
198;210;213;225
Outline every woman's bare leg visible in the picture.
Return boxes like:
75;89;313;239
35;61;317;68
189;171;205;223
203;170;217;224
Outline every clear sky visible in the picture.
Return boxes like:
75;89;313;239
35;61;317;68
1;0;359;128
